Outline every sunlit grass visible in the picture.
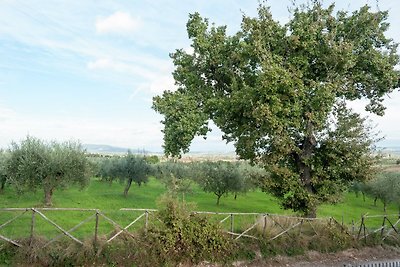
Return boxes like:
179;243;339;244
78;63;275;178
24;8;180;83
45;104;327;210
0;176;398;239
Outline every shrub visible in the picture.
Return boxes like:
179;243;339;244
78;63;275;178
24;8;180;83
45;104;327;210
134;196;234;266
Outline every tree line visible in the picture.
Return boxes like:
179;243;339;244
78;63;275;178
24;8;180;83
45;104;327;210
350;172;400;213
2;135;400;215
0;136;262;206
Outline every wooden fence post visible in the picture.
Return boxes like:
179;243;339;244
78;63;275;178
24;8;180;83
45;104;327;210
94;210;99;246
380;216;386;238
30;208;36;246
230;214;234;239
362;216;367;243
357;215;364;240
263;215;267;237
145;210;149;232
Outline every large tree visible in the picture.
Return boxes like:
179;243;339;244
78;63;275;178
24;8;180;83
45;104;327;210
153;2;399;216
6;136;91;206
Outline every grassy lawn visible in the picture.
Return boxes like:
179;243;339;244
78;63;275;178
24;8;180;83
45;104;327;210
0;176;398;240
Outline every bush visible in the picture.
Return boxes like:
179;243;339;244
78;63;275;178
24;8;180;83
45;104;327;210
134;196;234;266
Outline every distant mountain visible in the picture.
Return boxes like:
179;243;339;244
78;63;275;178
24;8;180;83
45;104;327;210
83;144;152;154
379;146;400;155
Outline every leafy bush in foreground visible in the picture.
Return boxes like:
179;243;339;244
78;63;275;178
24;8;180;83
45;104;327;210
134;196;234;266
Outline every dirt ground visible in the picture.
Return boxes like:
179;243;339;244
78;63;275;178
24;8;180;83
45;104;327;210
233;246;400;267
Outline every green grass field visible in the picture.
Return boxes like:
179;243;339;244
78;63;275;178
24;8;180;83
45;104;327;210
0;177;398;241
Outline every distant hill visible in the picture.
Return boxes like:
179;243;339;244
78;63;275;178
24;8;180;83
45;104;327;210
83;144;152;155
379;146;400;156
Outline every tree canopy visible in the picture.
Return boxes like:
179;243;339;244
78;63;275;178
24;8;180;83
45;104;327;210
98;152;153;197
196;161;242;205
153;2;399;216
6;136;91;206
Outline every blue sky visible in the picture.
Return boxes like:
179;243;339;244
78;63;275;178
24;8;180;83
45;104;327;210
1;0;400;152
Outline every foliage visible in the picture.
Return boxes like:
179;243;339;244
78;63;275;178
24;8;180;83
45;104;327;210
155;161;194;200
0;150;9;193
364;172;400;212
160;160;262;205
349;181;368;201
97;151;153;196
5;136;91;206
155;161;193;180
152;2;399;216
96;156;119;183
144;155;160;164
134;196;233;266
196;161;245;205
227;161;259;199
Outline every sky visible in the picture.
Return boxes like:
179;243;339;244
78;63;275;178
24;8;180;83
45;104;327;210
0;0;400;153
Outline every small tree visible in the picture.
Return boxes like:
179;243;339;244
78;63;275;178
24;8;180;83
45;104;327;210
232;163;261;200
121;152;152;196
349;181;367;202
365;172;400;212
197;161;241;205
97;156;122;184
156;161;193;200
98;152;152;197
6;136;91;206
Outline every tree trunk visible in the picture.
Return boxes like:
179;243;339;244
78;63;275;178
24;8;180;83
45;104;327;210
305;206;317;218
384;201;387;213
216;194;221;205
124;178;133;197
374;197;378;206
44;187;54;206
362;192;366;202
0;177;5;193
234;193;237;200
295;121;317;218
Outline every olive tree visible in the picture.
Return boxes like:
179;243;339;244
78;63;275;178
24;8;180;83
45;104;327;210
98;152;153;197
232;162;260;200
155;161;193;200
153;2;399;216
6;136;91;206
197;161;242;205
365;172;400;212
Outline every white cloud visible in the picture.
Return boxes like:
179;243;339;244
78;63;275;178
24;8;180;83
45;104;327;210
183;46;194;55
145;75;176;95
130;74;176;100
0;106;16;122
96;11;141;34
